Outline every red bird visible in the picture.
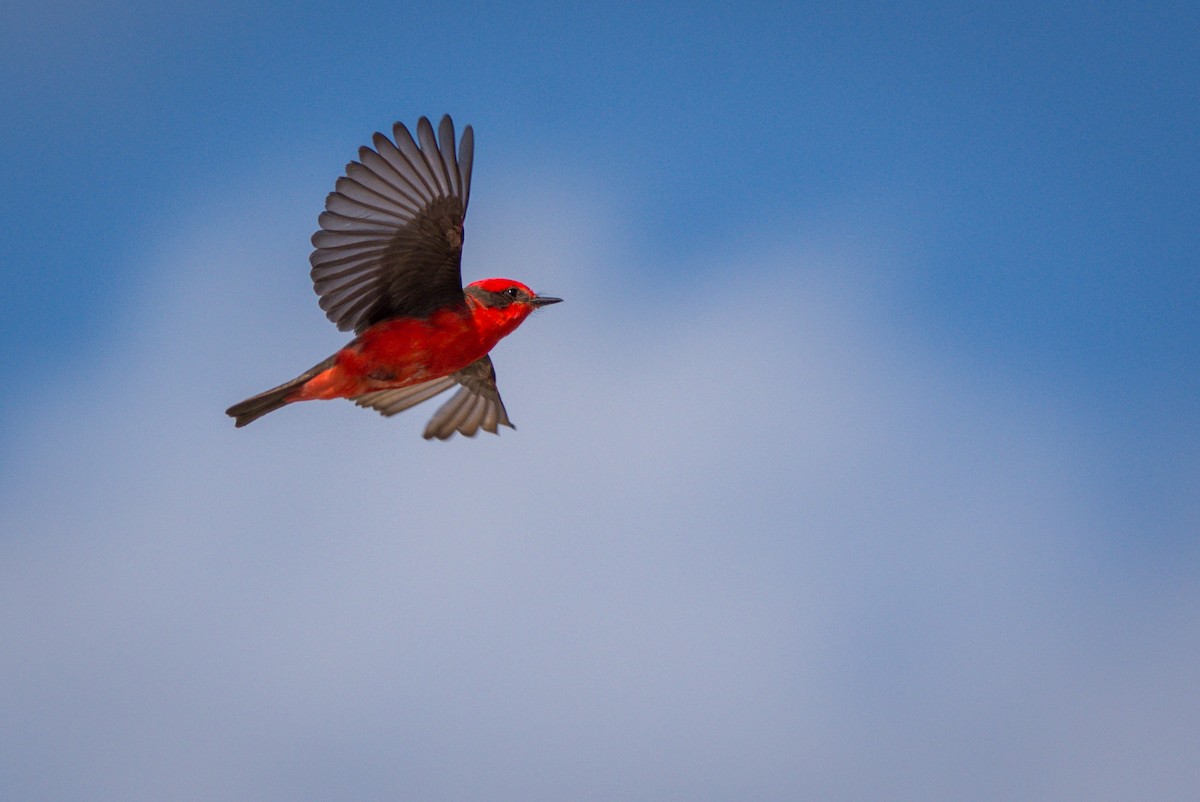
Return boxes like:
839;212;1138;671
226;115;561;439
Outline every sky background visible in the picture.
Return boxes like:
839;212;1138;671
2;2;1198;799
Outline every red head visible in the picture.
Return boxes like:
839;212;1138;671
463;278;562;340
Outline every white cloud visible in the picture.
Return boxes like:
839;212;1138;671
1;171;1197;801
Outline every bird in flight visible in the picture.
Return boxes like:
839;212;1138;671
226;115;561;439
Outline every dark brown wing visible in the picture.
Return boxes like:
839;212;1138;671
352;375;458;416
352;356;513;439
310;115;475;333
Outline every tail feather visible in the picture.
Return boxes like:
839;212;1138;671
226;356;335;427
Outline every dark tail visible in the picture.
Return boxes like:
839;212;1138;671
226;356;335;427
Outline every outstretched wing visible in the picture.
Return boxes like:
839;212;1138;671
352;356;514;440
310;115;474;333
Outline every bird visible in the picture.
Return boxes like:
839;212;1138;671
225;115;561;439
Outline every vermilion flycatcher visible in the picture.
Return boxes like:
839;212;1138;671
226;115;561;439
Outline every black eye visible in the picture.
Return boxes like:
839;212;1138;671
504;287;520;299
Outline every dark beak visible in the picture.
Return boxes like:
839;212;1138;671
531;295;563;307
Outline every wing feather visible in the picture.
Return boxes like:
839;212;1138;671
392;121;441;199
310;115;474;333
357;148;429;207
416;117;451;196
438;116;460;197
350;355;513;440
458;126;474;212
422;356;513;440
353;376;458;416
323;192;412;225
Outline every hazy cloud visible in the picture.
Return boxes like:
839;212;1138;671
1;175;1196;801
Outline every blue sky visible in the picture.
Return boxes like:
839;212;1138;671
2;3;1198;800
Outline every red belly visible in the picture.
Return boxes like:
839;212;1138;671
294;309;489;401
